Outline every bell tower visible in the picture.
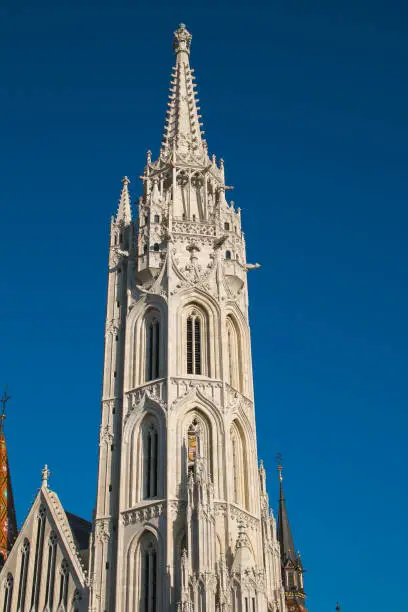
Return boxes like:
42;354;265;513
90;24;286;612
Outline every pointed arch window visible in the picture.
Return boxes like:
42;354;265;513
225;250;231;260
3;574;13;612
17;540;29;612
146;315;160;382
140;537;157;612
186;312;202;375
230;421;249;510
143;423;159;499
44;532;57;611
58;560;69;610
31;506;46;610
187;419;200;473
226;316;242;392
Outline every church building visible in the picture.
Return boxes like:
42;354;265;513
0;24;308;612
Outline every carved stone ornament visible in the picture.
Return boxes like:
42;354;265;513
99;424;114;446
121;502;165;526
95;518;112;543
230;505;259;529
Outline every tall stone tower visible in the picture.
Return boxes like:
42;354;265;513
90;24;285;612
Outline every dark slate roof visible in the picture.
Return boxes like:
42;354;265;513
277;479;297;564
66;512;92;551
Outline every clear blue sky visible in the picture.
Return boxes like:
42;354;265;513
1;1;407;610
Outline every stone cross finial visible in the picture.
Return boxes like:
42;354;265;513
41;464;50;489
121;176;130;186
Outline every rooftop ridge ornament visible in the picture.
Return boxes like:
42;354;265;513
41;464;50;489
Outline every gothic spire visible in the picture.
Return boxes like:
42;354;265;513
160;24;207;162
277;459;307;611
116;176;132;224
0;388;17;564
277;462;297;564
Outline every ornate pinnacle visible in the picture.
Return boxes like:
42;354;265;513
0;387;11;431
173;23;192;57
41;464;50;489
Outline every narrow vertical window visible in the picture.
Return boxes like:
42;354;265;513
186;313;202;375
44;533;57;611
187;420;200;473
17;540;29;612
3;575;13;612
146;318;160;382
141;540;157;612
58;561;69;610
31;508;46;610
143;424;159;499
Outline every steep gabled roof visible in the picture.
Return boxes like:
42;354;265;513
0;474;89;587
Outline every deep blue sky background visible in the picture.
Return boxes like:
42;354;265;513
1;0;407;609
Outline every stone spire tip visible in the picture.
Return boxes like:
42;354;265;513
173;23;192;57
116;176;132;224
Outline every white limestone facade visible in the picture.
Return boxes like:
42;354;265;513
90;24;285;612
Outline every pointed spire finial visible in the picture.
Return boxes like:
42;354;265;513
41;464;50;489
276;452;283;484
173;23;192;58
116;176;132;224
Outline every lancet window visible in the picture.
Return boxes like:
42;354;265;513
143;423;159;499
185;414;212;480
58;560;69;610
230;421;248;510
226;316;242;392
3;574;13;612
17;539;29;612
187;419;200;473
30;506;46;610
44;532;57;611
146;314;160;382
140;536;157;612
231;582;242;612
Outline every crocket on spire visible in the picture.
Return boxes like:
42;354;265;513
0;388;17;565
160;24;207;162
116;176;132;224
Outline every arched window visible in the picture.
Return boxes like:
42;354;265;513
17;540;29;612
44;532;57;611
31;507;46;610
140;535;157;612
226;316;242;392
225;250;231;260
146;316;160;381
58;560;69;610
186;311;202;375
230;421;249;510
3;574;13;612
143;423;159;499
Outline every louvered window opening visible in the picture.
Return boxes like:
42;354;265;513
187;315;201;375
